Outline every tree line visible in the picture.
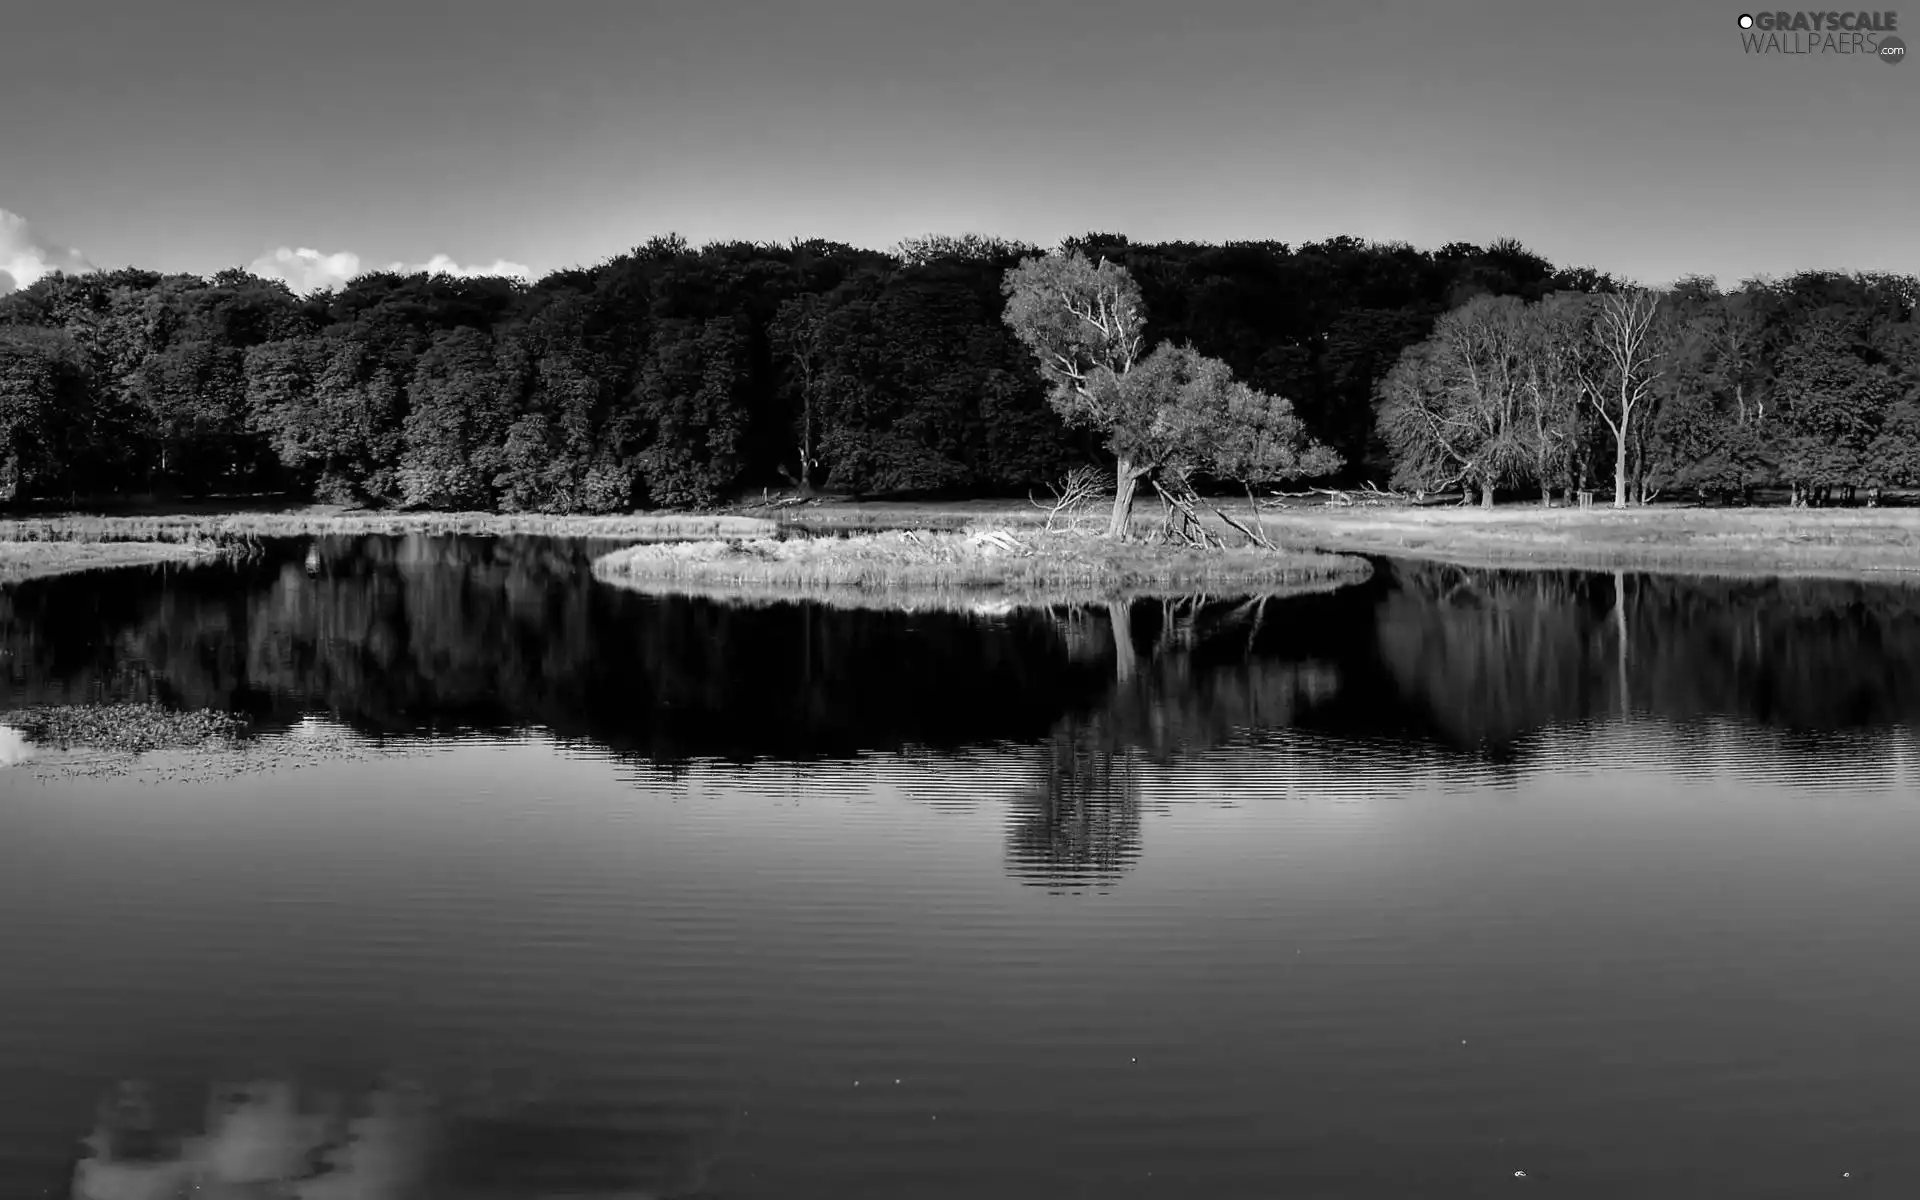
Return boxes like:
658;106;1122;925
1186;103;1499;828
1378;272;1920;507
0;232;1610;511
1;229;1911;513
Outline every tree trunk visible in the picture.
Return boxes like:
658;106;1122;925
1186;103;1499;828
1107;598;1136;683
1612;435;1629;508
1107;460;1144;540
1613;570;1629;718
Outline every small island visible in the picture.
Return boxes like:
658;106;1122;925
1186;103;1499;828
592;527;1371;610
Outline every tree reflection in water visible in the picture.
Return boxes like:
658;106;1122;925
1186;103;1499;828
1369;559;1920;751
9;537;1920;886
1004;593;1342;892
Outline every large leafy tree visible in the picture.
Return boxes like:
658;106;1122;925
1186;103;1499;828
399;326;512;510
632;317;751;508
1375;293;1533;505
1003;249;1335;537
1770;306;1898;504
0;326;93;501
247;331;409;505
1002;250;1148;534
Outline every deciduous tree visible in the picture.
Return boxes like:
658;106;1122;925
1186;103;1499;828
1579;288;1668;507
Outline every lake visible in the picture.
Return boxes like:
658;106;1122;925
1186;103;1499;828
4;535;1920;1198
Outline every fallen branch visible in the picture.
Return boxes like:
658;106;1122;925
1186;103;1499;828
966;529;1026;554
1149;474;1224;549
1208;502;1272;549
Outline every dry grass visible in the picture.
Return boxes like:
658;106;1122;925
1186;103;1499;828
0;540;228;585
737;497;1920;579
23;496;1910;583
753;498;1054;533
593;528;1371;606
0;509;776;544
1251;505;1920;578
593;574;1362;614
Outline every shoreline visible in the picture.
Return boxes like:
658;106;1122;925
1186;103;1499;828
7;501;1920;585
1250;505;1920;580
0;540;228;585
757;500;1920;580
0;508;776;542
591;570;1365;614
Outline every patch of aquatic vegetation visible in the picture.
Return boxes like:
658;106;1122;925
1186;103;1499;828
0;710;440;783
6;703;253;753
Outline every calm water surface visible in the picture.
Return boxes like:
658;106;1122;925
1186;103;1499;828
4;536;1920;1198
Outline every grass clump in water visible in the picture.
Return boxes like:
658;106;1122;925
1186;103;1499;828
4;703;253;753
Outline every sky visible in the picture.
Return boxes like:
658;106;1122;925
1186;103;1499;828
0;0;1914;294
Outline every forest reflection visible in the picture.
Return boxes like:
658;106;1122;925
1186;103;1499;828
6;536;1920;889
1003;596;1342;890
1368;559;1920;746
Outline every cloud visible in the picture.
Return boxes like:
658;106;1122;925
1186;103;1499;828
247;246;365;295
387;253;533;281
0;208;95;297
249;246;533;295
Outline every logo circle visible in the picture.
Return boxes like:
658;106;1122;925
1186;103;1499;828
1738;12;1754;27
1880;34;1907;62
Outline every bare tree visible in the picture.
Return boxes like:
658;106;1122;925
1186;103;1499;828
769;295;828;494
1580;288;1667;508
1520;293;1591;505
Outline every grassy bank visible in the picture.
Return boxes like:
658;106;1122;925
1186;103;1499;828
0;508;777;543
0;540;229;584
734;497;1920;579
1251;505;1920;578
593;529;1372;608
0;508;778;584
19;497;1917;585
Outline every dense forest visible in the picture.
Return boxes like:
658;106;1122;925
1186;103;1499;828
0;231;1913;511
